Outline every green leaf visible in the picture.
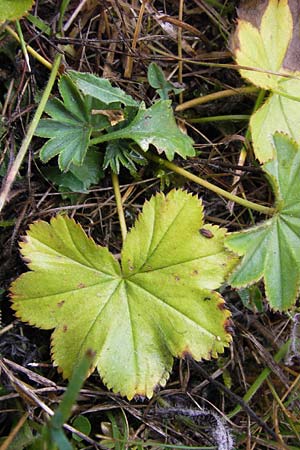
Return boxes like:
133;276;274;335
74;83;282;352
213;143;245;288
250;78;300;162
45;148;104;193
226;133;300;310
103;141;147;175
72;416;91;442
232;0;300;162
0;0;34;21
11;190;236;399
93;101;195;161
68;71;139;107
35;76;94;171
147;62;184;100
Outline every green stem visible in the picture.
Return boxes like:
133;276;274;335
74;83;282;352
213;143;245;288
15;20;31;71
58;0;71;33
142;151;275;215
90;130;128;146
111;172;127;242
5;24;53;70
175;86;258;112
186;114;250;123
0;54;61;213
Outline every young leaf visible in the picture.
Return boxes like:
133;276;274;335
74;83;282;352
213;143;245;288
92;101;195;161
147;62;184;100
226;133;300;311
103;141;147;175
68;71;139;107
232;0;300;162
0;0;34;21
11;190;236;399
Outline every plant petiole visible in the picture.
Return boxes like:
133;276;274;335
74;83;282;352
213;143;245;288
5;24;53;70
141;151;275;215
175;86;258;112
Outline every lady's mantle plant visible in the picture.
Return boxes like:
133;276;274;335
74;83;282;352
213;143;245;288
11;190;236;399
9;0;300;399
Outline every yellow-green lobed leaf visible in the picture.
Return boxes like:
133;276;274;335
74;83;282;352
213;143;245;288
232;0;300;162
11;190;237;399
0;0;34;21
226;133;300;310
233;0;293;90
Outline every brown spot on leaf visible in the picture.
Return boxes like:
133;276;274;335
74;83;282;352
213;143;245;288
180;348;192;359
127;259;134;271
224;319;235;335
200;228;214;238
77;283;86;289
22;257;31;264
192;269;199;275
218;301;226;310
62;324;68;332
57;300;65;308
174;275;180;281
86;349;96;358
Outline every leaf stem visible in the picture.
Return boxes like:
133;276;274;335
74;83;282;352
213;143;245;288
142;151;275;215
5;24;53;70
0;54;61;213
111;172;127;242
185;114;250;123
175;86;258;112
15;20;31;72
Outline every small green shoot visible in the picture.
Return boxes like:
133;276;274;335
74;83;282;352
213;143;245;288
71;416;91;442
103;141;147;175
147;62;184;100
